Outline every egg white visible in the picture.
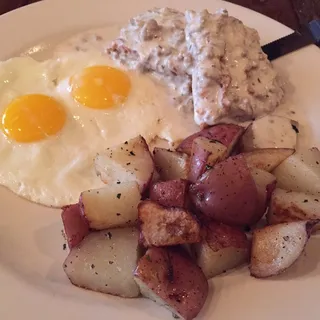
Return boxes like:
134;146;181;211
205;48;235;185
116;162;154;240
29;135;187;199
52;26;121;58
0;53;197;207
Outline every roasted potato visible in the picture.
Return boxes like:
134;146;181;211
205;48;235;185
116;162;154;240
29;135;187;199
134;247;208;320
80;182;141;230
243;148;294;172
153;148;189;181
241;115;298;151
273;147;320;195
64;228;140;298
194;222;250;279
138;200;200;247
267;188;320;225
150;169;161;184
149;179;189;208
189;155;262;227
250;168;277;215
177;123;244;156
95;135;154;192
188;137;227;182
61;204;89;249
250;221;315;278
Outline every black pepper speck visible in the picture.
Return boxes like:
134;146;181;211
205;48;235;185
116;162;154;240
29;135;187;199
106;232;112;239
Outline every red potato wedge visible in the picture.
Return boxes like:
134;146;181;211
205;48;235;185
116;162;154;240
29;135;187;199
63;228;140;298
80;181;141;230
188;137;228;183
267;188;320;225
138;200;200;247
250;168;277;215
250;221;316;278
94;135;154;192
243;148;294;172
273;147;320;195
189;155;262;227
153;148;189;181
149;179;189;208
134;247;208;320
194;222;250;279
241;115;298;151
177;123;244;156
61;204;89;249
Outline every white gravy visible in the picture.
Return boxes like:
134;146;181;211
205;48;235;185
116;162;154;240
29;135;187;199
107;7;284;127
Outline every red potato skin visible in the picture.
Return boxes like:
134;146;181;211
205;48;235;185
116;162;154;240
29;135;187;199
135;247;208;320
136;136;154;194
61;204;90;249
254;175;277;221
188;141;210;183
189;155;261;227
177;123;244;155
149;179;189;208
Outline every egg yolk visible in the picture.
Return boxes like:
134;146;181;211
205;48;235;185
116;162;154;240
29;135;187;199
70;65;131;109
1;94;66;143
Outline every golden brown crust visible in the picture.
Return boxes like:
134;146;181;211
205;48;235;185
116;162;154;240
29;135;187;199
138;200;200;247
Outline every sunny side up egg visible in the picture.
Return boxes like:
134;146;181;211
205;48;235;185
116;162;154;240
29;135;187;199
0;53;198;207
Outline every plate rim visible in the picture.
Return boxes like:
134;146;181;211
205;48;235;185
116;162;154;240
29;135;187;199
1;1;317;320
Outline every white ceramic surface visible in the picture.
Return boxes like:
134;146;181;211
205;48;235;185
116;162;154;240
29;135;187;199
1;0;320;319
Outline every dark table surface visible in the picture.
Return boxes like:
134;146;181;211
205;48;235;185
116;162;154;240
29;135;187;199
0;0;319;30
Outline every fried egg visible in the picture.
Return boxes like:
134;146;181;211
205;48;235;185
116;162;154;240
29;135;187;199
0;53;197;207
52;26;121;58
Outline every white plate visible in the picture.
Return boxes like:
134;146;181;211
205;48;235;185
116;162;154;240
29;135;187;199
1;0;320;319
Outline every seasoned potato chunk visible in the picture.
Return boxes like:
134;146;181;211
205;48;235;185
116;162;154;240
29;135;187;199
138;200;200;247
64;228;140;298
273;147;320;195
243;148;294;172
267;188;320;225
153;148;189;181
177;123;244;156
61;204;89;249
194;222;250;279
250;221;315;278
80;182;140;230
149;179;189;208
134;247;208;320
95;135;154;192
